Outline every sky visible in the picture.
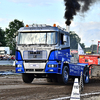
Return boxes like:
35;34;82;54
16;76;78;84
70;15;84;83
0;0;100;47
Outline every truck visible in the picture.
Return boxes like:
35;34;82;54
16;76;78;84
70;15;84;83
15;24;89;84
0;47;10;55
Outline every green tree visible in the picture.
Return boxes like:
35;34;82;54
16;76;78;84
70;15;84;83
70;31;85;49
5;19;24;54
90;44;97;54
80;43;85;49
70;31;80;49
0;28;6;46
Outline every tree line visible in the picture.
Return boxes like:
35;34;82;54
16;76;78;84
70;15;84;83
0;19;95;54
70;31;98;54
0;19;24;54
70;31;85;50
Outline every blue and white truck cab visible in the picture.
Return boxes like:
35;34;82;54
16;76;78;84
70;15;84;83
15;24;89;84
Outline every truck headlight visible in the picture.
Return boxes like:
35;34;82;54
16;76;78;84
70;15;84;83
48;64;57;67
18;69;22;71
17;64;22;67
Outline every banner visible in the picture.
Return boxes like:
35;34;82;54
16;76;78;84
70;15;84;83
78;43;84;55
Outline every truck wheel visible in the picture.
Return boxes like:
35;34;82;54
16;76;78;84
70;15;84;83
22;73;34;83
52;77;58;83
83;68;89;84
47;78;52;82
62;66;69;84
57;66;69;84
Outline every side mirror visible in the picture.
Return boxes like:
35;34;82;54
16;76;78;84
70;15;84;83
72;54;74;57
63;35;67;42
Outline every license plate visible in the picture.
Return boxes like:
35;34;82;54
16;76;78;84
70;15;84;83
30;64;39;68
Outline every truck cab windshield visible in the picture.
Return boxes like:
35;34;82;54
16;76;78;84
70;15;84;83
18;32;57;45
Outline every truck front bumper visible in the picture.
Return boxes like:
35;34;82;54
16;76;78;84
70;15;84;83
16;61;59;74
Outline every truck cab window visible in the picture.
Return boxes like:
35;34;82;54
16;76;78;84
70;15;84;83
60;33;64;45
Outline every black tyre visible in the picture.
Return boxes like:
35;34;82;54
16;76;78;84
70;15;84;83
47;78;52;82
52;77;58;83
22;73;34;83
83;68;89;84
57;66;69;84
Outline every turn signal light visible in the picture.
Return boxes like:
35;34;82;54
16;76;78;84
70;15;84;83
53;24;56;27
26;25;29;27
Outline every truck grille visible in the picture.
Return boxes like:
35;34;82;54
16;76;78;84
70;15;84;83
26;69;44;72
23;50;47;60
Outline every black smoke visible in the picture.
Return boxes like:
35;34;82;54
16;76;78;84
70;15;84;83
64;0;99;26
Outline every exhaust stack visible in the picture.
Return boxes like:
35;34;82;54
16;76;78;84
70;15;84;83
66;25;70;32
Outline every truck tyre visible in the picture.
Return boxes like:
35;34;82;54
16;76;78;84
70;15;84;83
52;77;58;83
83;68;89;84
47;78;52;82
57;66;69;84
22;73;34;83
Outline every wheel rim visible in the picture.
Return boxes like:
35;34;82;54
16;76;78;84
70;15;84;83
85;72;89;82
64;70;68;81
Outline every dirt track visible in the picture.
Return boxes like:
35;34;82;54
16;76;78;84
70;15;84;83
0;65;15;71
0;65;100;100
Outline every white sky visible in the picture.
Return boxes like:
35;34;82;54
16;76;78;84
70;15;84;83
0;0;100;47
